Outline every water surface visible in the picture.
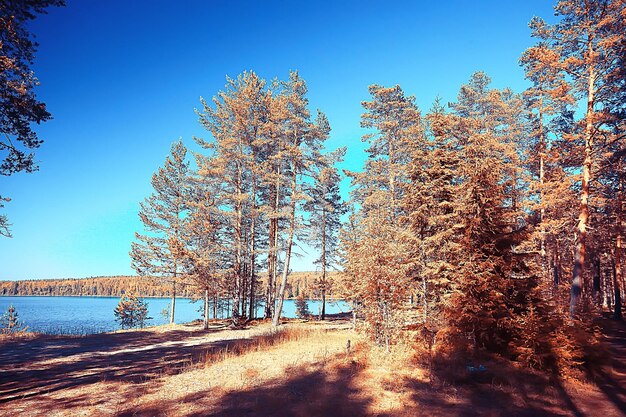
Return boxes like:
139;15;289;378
0;296;350;335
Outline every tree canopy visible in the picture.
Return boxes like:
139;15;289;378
0;0;64;237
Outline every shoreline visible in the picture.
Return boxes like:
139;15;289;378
0;294;347;301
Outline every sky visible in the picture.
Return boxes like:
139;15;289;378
0;0;558;280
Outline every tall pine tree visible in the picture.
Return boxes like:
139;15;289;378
130;140;190;324
525;0;626;314
304;154;346;320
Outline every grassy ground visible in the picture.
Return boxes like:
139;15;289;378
0;317;625;416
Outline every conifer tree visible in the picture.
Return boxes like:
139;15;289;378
0;0;64;237
304;157;346;320
525;0;626;313
181;177;227;330
441;73;533;352
354;84;421;218
0;304;27;335
402;73;545;356
520;41;576;284
343;84;423;347
114;292;150;329
404;98;461;328
259;81;289;320
295;294;310;319
273;72;331;327
130;140;190;324
196;71;268;326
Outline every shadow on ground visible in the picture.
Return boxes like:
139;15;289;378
116;358;372;417
396;315;626;417
401;366;584;417
2;315;625;417
585;317;626;414
0;322;266;406
115;351;602;417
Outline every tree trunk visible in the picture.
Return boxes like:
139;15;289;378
249;181;257;320
170;278;176;325
604;267;612;311
321;209;327;321
265;214;276;319
553;239;562;287
232;160;243;326
273;171;297;327
422;273;427;322
388;131;396;213
265;167;281;319
570;54;595;316
241;260;247;319
593;258;601;305
249;262;256;320
241;232;248;319
204;288;209;330
615;236;623;320
231;189;243;327
538;94;549;283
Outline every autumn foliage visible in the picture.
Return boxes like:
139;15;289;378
340;0;626;376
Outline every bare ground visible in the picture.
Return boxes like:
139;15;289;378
0;316;625;417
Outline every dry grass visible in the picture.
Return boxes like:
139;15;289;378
0;329;37;342
0;320;357;416
109;324;356;416
196;325;320;366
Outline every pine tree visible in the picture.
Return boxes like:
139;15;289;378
450;73;534;352
343;84;423;347
525;0;626;314
258;79;290;320
182;176;227;330
114;292;150;329
273;72;331;327
354;84;422;218
593;124;626;318
1;304;27;335
295;294;310;319
520;40;576;285
405;73;540;355
196;71;268;326
130;139;190;324
0;0;64;237
304;156;346;320
404;98;461;330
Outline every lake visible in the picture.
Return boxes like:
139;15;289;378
0;296;351;335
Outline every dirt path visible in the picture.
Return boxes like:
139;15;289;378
583;317;626;415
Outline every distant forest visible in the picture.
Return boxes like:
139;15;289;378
0;272;340;299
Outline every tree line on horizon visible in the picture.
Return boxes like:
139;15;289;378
0;272;340;301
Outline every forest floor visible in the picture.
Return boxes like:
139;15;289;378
0;315;625;416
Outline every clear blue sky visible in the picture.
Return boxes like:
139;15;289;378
0;0;556;280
